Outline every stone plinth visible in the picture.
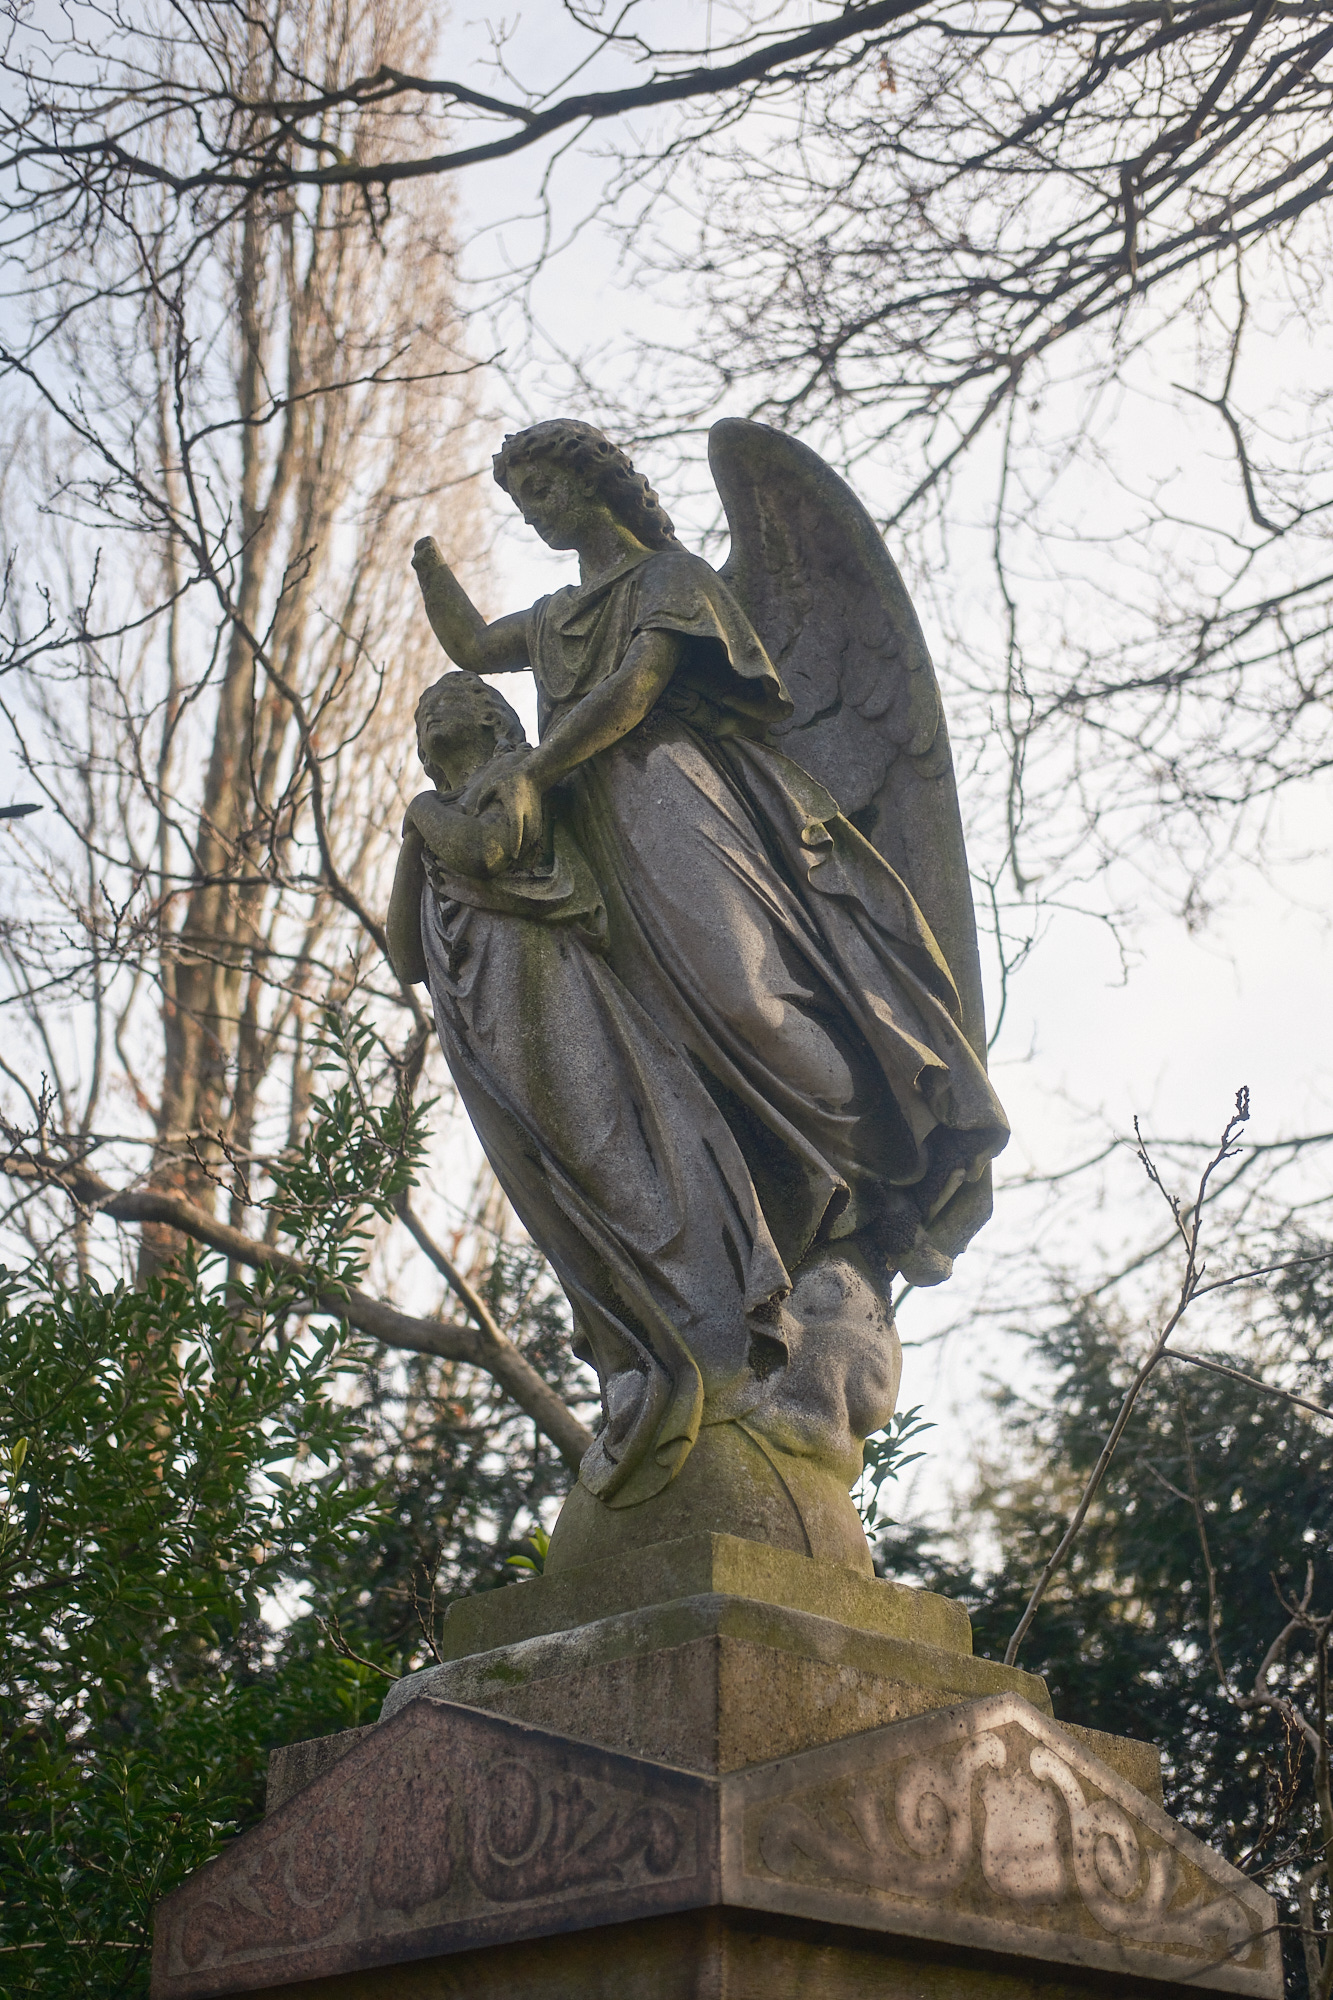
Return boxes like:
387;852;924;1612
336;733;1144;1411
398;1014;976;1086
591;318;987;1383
152;1540;1278;2000
373;1533;1070;1784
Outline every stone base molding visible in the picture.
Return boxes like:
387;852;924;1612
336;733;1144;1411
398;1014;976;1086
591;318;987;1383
153;1688;1278;2000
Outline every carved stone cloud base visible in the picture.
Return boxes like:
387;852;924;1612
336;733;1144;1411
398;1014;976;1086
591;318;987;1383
152;1543;1279;2000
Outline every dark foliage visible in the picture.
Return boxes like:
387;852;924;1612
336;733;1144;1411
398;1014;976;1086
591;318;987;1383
0;1256;382;1996
0;1246;579;1999
0;1019;580;1997
307;1243;587;1669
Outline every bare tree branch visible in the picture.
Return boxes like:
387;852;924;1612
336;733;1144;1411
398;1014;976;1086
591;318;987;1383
1005;1088;1254;1666
1164;1349;1333;1423
0;3;936;196
0;1144;592;1471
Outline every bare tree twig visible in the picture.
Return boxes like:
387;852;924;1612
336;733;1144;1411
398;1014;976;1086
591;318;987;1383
1165;1348;1333;1422
0;3;937;196
1005;1087;1251;1666
315;1611;399;1682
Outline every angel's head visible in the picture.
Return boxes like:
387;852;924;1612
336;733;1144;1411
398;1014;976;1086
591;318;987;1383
415;672;526;792
492;420;679;556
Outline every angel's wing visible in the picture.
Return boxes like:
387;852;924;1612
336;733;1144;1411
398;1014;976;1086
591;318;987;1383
711;418;986;1065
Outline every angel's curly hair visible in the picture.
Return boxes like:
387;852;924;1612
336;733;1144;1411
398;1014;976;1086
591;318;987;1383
415;672;526;784
492;420;679;551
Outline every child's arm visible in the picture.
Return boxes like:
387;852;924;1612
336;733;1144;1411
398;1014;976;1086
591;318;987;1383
386;827;429;985
406;790;516;881
386;792;518;988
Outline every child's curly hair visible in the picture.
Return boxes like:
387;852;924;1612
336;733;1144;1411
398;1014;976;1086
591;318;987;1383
493;420;679;552
415;672;526;787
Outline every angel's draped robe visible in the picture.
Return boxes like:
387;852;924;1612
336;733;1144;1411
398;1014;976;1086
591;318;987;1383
420;547;1008;1504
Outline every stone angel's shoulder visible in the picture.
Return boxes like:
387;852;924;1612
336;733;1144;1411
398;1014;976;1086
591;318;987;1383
631;546;763;649
631;544;723;604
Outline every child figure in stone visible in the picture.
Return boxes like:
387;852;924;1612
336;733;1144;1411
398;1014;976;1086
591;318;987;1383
386;673;533;982
384;671;900;1559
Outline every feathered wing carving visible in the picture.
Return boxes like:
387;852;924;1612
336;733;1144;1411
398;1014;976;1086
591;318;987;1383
711;418;984;1055
710;417;992;1255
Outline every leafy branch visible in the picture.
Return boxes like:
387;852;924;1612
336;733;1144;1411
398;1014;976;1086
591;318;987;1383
0;1013;592;1471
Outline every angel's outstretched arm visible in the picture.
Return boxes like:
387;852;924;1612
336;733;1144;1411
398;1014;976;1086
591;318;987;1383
412;536;531;674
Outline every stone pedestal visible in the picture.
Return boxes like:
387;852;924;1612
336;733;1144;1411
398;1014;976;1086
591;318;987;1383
152;1537;1279;2000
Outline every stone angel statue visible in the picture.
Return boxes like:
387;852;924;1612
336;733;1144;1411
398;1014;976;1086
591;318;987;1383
387;419;1008;1573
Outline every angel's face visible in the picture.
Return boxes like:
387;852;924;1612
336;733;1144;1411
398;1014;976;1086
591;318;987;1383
506;459;614;552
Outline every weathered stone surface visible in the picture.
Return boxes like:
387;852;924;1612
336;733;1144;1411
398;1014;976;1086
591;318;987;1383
1059;1722;1163;1807
266;1727;376;1816
379;1596;1055;1772
156;1694;1275;2000
545;1420;884;1575
404;1533;972;1667
373;1536;1057;1778
268;1545;1155;1819
155;1699;716;2000
277;1672;1162;1824
726;1694;1277;1997
180;1909;1270;2000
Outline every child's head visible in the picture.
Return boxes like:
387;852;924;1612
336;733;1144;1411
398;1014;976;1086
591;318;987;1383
415;673;526;791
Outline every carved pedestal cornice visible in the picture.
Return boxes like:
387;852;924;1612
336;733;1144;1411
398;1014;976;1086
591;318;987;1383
151;1692;1279;2000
